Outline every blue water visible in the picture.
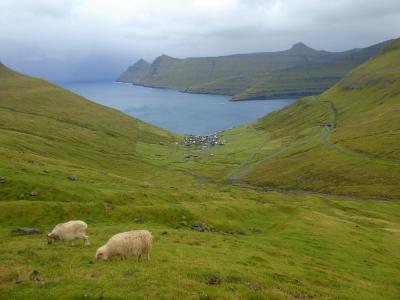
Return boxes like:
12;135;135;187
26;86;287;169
60;81;296;135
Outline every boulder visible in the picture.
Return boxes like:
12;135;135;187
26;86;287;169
191;221;211;232
30;191;39;197
12;227;44;235
67;175;77;181
0;176;5;183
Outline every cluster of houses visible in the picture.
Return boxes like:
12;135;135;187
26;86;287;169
184;133;226;148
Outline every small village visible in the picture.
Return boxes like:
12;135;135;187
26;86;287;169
184;133;227;148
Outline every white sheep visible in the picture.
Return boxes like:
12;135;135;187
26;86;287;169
95;230;152;261
47;220;90;246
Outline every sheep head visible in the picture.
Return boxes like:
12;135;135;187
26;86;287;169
47;233;58;245
95;246;109;261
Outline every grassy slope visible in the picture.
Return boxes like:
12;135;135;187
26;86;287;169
231;60;353;100
0;57;399;300
186;64;340;100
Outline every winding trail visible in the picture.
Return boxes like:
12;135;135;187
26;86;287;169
321;100;400;164
227;98;399;181
225;126;269;179
228;131;322;180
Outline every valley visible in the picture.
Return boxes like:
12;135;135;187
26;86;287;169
0;39;399;299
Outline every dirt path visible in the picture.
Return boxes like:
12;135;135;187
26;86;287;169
322;100;400;164
225;126;269;179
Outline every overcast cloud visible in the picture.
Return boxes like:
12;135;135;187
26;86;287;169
0;0;399;81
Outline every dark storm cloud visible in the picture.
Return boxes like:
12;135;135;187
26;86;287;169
0;0;399;81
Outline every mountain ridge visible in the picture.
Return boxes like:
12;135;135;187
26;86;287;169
118;40;390;100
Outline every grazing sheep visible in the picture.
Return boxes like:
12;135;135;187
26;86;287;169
96;230;152;261
47;220;89;246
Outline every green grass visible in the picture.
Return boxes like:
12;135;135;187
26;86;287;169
0;40;400;299
1;195;400;299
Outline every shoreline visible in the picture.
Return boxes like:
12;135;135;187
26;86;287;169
116;80;300;102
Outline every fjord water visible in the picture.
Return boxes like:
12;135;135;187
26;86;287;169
61;81;296;134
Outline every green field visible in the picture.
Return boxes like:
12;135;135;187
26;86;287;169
0;39;399;299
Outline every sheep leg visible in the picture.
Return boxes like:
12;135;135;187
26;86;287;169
84;236;90;246
137;254;141;262
147;253;150;261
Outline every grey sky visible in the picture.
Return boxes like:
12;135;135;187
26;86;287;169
0;0;399;81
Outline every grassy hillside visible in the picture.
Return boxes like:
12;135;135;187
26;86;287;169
1;48;400;300
186;64;340;100
230;40;390;100
118;41;388;100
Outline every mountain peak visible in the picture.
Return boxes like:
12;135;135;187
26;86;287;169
159;54;173;59
290;42;314;51
134;58;150;66
152;54;175;65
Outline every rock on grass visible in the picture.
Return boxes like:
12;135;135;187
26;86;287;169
191;221;212;232
11;228;45;235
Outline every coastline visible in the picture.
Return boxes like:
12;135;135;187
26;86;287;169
116;80;301;102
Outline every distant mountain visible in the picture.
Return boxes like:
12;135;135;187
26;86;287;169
117;58;151;82
229;40;391;100
118;40;390;100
